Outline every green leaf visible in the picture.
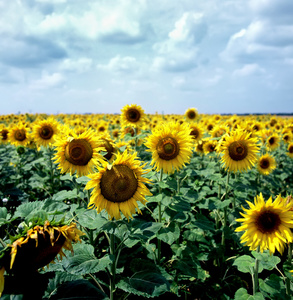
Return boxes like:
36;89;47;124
117;259;170;298
194;214;215;231
157;222;180;245
63;243;111;275
251;250;281;271
0;207;7;219
233;255;255;274
259;274;288;299
13;201;44;219
75;176;91;184
77;208;108;230
52;190;80;201
234;288;265;300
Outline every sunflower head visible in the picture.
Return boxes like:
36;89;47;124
287;142;293;158
236;193;293;254
121;104;145;128
185;108;198;121
145;121;193;174
8;123;30;147
219;129;260;172
266;134;280;151
85;150;152;220
54;129;105;177
257;154;276;175
32;118;60;147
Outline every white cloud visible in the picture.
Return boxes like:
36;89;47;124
232;64;265;77
97;55;140;73
59;58;93;73
29;72;65;90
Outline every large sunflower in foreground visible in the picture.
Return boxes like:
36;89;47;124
7;122;31;147
0;221;84;296
120;104;145;128
235;193;293;254
218;129;260;172
53;129;105;177
257;153;276;176
145;121;193;174
31;118;60;147
85;150;152;220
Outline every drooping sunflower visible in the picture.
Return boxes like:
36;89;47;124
85;150;152;220
218;129;260;172
120;104;145;128
7;122;31;147
145;121;193;174
53;129;105;177
184;108;198;121
31;117;60;147
287;142;293;158
0;221;84;296
235;193;293;254
257;153;276;176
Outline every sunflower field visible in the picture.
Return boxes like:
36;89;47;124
1;106;293;300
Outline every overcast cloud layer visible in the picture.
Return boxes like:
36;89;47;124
1;0;293;115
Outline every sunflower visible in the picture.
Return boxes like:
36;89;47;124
266;134;280;151
31;117;60;147
53;129;105;177
189;124;203;143
7;122;31;147
85;150;152;220
97;137;117;163
235;193;293;254
218;129;260;172
0;125;9;144
185;108;198;121
120;104;145;128
257;153;276;176
0;221;84;296
287;142;293;158
203;139;218;154
145;121;193;174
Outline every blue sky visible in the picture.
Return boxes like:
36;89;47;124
1;0;293;115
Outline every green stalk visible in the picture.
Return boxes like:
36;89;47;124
221;172;230;246
286;243;293;295
110;232;116;300
157;169;164;264
253;248;260;295
48;146;55;194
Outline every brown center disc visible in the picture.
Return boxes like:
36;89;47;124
126;109;141;123
65;139;93;166
39;125;54;140
156;137;180;160
100;164;138;203
14;129;26;141
228;141;248;161
255;210;281;234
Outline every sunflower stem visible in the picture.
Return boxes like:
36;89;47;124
157;168;164;264
110;231;116;300
286;243;293;295
253;247;260;295
48;146;55;194
221;172;230;246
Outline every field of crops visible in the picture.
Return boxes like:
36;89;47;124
1;106;293;300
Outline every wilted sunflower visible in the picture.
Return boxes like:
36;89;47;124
31;118;60;147
218;129;260;172
257;154;276;176
287;142;293;158
54;129;105;177
121;104;145;128
0;221;84;296
235;193;293;254
185;108;198;121
266;134;280;151
145;121;193;174
85;151;152;220
7;122;31;147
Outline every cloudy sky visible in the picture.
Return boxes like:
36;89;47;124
1;0;293;115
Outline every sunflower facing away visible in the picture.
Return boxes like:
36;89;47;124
257;153;276;176
145;121;193;174
218;129;260;172
120;104;145;128
0;221;84;296
31;118;60;147
54;129;105;177
85;150;152;220
235;193;293;254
